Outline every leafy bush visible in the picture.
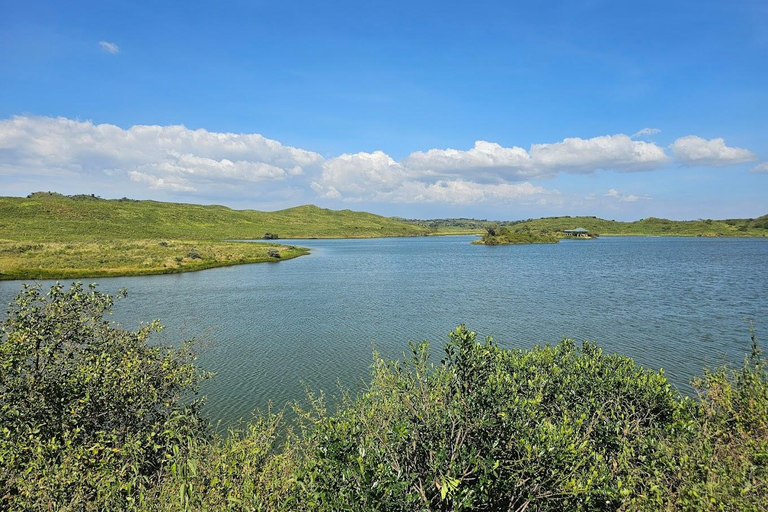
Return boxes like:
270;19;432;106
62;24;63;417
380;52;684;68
295;327;687;511
0;283;207;510
477;226;559;245
1;284;766;511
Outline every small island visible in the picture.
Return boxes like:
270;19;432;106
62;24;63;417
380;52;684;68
472;226;559;245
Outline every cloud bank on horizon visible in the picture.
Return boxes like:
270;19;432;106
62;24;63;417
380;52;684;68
0;115;763;215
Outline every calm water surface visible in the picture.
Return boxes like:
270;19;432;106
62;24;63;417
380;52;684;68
1;236;766;425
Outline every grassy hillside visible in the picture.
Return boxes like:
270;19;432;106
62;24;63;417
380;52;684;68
0;192;428;279
0;193;430;242
408;215;768;237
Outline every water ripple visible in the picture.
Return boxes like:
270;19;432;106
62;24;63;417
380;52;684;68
1;236;766;426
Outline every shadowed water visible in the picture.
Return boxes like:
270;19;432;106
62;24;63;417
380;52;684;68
1;235;766;426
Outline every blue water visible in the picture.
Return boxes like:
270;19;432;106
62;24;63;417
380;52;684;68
1;236;766;425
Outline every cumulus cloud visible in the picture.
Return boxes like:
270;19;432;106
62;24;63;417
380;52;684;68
670;136;756;166
529;134;668;174
751;162;768;173
401;135;669;181
312;133;670;204
313;150;561;205
0;116;323;194
387;180;560;205
606;188;650;202
631;128;661;138
98;41;119;54
403;141;535;180
1;116;758;208
128;171;196;192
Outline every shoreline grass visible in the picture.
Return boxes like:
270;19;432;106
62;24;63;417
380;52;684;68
0;239;309;281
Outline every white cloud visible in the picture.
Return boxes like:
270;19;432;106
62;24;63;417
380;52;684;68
128;171;196;192
401;134;669;183
314;150;561;205
529;134;668;174
98;41;119;54
312;133;670;204
1;116;758;210
751;162;768;173
403;141;535;180
606;188;650;202
378;180;561;205
0;116;323;194
631;128;661;138
669;135;757;166
314;150;407;196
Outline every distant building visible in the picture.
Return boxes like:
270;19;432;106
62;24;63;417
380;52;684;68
563;227;593;238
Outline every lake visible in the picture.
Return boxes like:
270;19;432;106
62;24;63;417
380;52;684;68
1;235;766;426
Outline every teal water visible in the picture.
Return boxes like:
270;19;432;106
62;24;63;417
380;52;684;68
1;236;766;425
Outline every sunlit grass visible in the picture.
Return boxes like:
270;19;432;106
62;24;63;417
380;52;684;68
0;239;308;280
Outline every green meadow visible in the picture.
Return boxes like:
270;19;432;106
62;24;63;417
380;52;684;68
0;239;308;280
0;192;429;241
0;193;429;280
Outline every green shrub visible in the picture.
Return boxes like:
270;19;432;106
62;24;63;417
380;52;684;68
0;283;207;510
1;283;766;511
294;327;688;511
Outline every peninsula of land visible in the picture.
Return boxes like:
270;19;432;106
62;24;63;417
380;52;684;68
0;192;429;280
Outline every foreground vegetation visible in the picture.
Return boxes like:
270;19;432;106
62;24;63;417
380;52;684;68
407;214;768;237
0;192;428;279
473;226;560;245
1;283;766;511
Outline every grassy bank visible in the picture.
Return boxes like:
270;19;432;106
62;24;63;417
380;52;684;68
2;283;766;511
0;239;308;280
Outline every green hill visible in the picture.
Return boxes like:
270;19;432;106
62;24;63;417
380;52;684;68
0;193;429;280
0;192;430;242
512;215;768;237
409;215;768;237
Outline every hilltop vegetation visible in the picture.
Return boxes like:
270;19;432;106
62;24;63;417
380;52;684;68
2;283;766;511
408;214;768;237
473;226;560;245
0;193;428;279
1;192;430;241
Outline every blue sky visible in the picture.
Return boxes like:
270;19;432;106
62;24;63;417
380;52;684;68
1;0;766;220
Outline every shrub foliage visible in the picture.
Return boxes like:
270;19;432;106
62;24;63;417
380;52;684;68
0;283;206;510
1;283;766;510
